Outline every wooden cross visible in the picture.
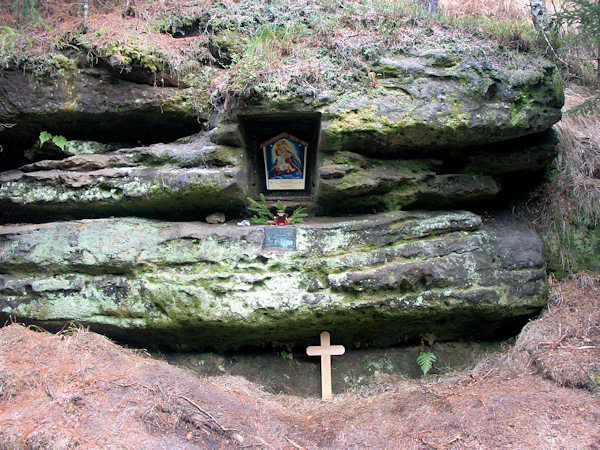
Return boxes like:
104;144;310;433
306;331;345;401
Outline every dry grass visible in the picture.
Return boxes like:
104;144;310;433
556;86;600;224
439;0;531;21
0;324;312;448
533;85;600;274
513;272;600;390
440;0;564;20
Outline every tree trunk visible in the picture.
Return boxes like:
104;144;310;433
82;0;88;33
530;0;552;31
419;0;438;15
427;0;438;15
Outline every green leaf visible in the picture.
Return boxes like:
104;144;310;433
417;352;436;376
39;131;52;146
52;134;67;151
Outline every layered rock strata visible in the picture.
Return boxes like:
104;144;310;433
0;211;546;350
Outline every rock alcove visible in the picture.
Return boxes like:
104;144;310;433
239;113;321;201
0;27;564;350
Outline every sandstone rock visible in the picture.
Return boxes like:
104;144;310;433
0;136;247;222
206;212;226;224
223;51;562;156
0;212;546;350
316;152;500;213
316;51;563;155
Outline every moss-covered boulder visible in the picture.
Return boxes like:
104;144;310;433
0;211;546;350
221;49;563;156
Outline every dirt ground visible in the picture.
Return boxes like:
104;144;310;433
1;273;598;449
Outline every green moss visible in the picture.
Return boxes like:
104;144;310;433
49;53;77;72
0;212;546;350
163;87;211;117
0;175;247;223
511;89;534;127
543;221;600;280
100;41;165;73
548;70;564;105
323;104;411;152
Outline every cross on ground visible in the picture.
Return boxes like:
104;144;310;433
306;331;345;401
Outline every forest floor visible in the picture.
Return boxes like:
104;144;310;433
0;272;598;449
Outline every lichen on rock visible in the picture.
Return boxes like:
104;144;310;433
0;212;546;350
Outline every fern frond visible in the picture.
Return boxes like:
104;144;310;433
417;352;436;376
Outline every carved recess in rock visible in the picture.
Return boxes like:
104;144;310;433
0;211;546;350
0;135;247;222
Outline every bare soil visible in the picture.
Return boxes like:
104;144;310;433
1;273;599;449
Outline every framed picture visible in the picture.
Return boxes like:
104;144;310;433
261;132;308;191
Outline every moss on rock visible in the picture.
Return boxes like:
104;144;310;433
0;212;546;350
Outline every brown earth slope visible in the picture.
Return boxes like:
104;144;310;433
0;273;599;448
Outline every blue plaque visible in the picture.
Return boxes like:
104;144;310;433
264;227;296;251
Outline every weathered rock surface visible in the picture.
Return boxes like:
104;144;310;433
225;50;563;156
0;135;247;221
1;127;559;221
1;44;563;164
316;152;501;213
0;3;558;353
0;211;546;350
0;33;561;218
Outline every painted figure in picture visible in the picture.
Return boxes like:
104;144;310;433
271;139;302;176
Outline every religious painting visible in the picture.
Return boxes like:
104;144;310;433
261;132;308;191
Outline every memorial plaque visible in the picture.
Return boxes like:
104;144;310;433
264;227;296;251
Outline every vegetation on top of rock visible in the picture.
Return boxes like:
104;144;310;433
0;0;562;105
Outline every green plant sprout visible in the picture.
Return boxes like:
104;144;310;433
417;351;437;376
39;131;67;151
280;351;293;361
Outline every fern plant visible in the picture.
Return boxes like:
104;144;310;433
39;131;67;151
247;194;307;225
417;351;436;376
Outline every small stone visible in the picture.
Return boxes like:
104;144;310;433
206;212;226;224
317;90;335;102
237;219;251;226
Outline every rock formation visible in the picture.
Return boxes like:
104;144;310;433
0;3;563;349
0;211;545;349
